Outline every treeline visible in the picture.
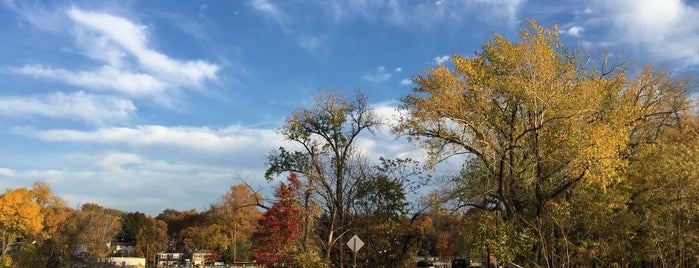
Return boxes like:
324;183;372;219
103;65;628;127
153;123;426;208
0;181;266;267
2;19;699;268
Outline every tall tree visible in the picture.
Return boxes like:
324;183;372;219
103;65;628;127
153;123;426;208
266;89;380;267
394;20;694;266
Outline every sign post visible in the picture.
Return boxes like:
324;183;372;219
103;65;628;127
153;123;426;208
346;235;364;268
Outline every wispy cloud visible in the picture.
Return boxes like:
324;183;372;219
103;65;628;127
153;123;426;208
249;0;325;53
0;91;136;125
11;7;219;102
0;157;249;215
22;124;285;154
14;65;168;97
317;0;523;29
434;55;450;65
363;66;392;82
250;0;286;24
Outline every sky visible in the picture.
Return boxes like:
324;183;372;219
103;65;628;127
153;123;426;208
1;0;698;215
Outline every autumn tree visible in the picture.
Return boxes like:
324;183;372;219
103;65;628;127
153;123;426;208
73;203;122;260
10;182;73;268
395;19;694;266
609;117;699;266
252;172;305;267
211;183;263;262
0;187;43;266
156;208;204;252
134;217;169;265
266;89;380;267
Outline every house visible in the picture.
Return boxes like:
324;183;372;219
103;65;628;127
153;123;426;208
101;257;146;267
112;242;135;256
191;249;215;266
156;252;184;267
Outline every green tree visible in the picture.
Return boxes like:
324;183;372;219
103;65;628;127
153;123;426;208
118;212;150;244
350;157;423;268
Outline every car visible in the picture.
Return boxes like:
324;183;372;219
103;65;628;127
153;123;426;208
417;260;436;268
452;258;469;268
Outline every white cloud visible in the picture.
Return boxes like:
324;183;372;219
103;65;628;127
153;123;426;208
7;123;291;214
97;152;143;170
594;0;699;66
1;159;252;215
394;67;402;72
566;26;584;37
15;65;167;96
12;7;219;101
434;55;450;65
250;0;286;23
0;168;16;177
24;124;285;154
363;66;392;82
401;79;413;86
0;91;136;124
67;8;219;88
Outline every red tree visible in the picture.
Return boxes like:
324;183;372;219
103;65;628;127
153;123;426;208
252;173;303;266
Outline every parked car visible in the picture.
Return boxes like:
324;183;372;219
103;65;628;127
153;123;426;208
452;258;469;268
417;260;436;268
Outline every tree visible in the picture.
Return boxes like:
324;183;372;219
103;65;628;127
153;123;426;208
134;217;168;265
617;117;699;267
212;183;263;262
0;187;43;266
396;20;637;266
156;208;203;252
349;157;424;268
118;212;150;244
73;204;122;260
252;173;304;267
11;182;72;268
396;19;695;266
266;89;380;267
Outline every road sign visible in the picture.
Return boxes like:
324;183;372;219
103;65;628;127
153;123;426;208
346;235;364;253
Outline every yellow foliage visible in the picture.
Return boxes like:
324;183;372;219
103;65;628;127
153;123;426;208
0;188;44;236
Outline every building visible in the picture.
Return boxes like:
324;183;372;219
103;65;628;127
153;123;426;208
191;250;215;266
101;257;146;267
112;242;135;256
156;252;184;267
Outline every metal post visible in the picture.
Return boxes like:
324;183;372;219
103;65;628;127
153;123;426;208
353;239;357;268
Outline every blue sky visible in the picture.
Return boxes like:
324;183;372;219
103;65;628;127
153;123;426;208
1;0;698;215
